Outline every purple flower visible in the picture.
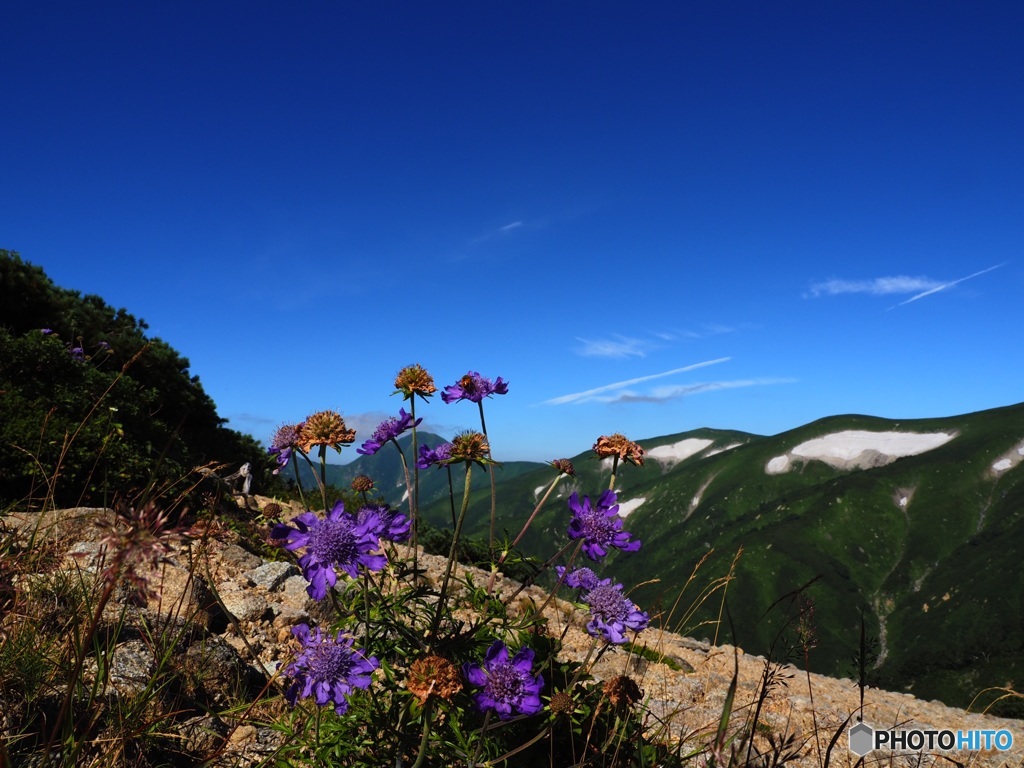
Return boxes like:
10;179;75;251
581;579;649;644
463;641;544;720
41;328;54;335
566;490;641;561
441;371;509;404
556;565;600;591
269;422;304;474
69;346;85;361
357;407;422;456
356;503;411;543
271;501;386;600
416;442;453;469
285;623;378;715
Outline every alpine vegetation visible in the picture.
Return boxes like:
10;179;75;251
258;365;681;766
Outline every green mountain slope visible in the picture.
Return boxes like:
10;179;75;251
419;407;1024;713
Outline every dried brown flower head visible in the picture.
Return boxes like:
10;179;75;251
593;433;645;467
550;458;575;477
407;655;462;705
297;410;356;453
351;475;375;493
549;690;575;715
603;675;643;709
448;430;492;466
394;363;437;400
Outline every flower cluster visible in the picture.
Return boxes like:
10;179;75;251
394;363;437;400
550;458;576;476
447;430;492;467
266;371;658;748
593;433;645;466
269;422;304;473
271;501;392;600
441;371;509;404
580;579;649;644
566;489;641;561
355;503;412;543
351;474;374;493
357;407;422;456
463;641;544;720
603;675;643;709
417;442;453;469
297;410;356;454
556;565;600;591
407;655;463;706
285;624;378;715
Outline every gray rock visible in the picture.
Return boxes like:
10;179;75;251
85;639;156;696
220;544;262;572
270;602;309;628
244;561;299;592
179;714;229;755
281;574;310;599
219;591;269;623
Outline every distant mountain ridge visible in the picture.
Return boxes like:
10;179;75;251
409;403;1024;715
284;431;546;507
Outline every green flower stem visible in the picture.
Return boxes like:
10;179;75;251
409;699;435;768
490;724;553;764
469;710;492;768
318;444;328;510
298;449;325;503
526;539;584;622
476;400;498;561
390;437;416;574
446;465;456;528
430;461;473;639
410;399;420;556
486;470;567;594
291;451;308;510
609;454;620;491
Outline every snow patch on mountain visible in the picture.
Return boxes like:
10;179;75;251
615;497;645;518
989;439;1024;476
706;442;742;457
765;431;956;474
647;438;714;468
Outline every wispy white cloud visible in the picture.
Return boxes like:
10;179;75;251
807;276;942;298
594;378;797;404
574;335;651;359
543;358;731;406
469;220;527;246
575;324;740;358
807;264;1006;306
892;263;1005;307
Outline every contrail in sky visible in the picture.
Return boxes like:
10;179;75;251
893;263;1005;308
542;357;731;406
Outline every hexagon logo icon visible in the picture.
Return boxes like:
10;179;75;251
849;722;874;756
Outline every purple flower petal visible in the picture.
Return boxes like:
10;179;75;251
284;624;378;715
441;372;509;404
462;641;544;720
566;490;641;562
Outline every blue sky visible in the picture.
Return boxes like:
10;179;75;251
3;2;1021;463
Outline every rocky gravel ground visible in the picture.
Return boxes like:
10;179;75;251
4;500;1021;768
